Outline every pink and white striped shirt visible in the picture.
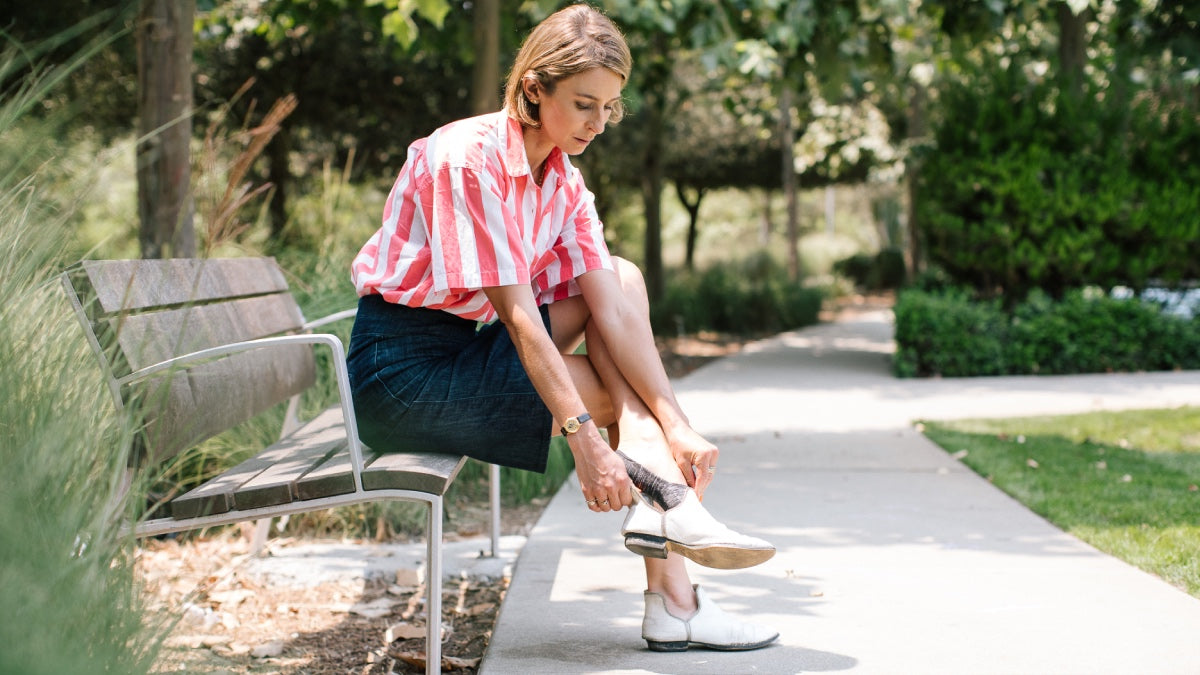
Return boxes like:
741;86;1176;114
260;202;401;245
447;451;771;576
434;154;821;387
351;111;613;322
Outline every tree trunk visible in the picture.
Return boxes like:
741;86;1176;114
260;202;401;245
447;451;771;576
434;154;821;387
640;37;668;303
1057;2;1090;99
759;189;772;246
905;79;929;277
824;185;835;235
780;85;799;281
136;0;195;259
471;0;500;115
675;183;705;271
641;100;665;301
266;124;291;244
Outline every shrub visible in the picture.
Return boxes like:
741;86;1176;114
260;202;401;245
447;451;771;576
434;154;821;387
894;287;1200;377
892;288;1009;377
832;253;874;288
833;247;907;290
918;56;1200;301
651;255;823;336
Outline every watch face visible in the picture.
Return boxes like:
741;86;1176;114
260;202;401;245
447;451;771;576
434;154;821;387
564;418;581;433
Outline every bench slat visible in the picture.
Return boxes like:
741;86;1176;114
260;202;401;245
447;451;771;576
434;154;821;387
231;408;350;511
362;451;468;496
74;258;290;316
295;445;357;501
112;293;308;373
134;344;316;462
169;405;469;521
169;445;285;520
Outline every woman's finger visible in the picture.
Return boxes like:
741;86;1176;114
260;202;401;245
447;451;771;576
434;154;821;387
677;454;697;488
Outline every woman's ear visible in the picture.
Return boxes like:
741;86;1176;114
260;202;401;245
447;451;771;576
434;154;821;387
521;73;540;104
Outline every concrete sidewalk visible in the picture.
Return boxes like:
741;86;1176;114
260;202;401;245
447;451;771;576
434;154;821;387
481;309;1200;674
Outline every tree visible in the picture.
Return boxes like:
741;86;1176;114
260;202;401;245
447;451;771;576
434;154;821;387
194;0;526;246
471;0;501;115
591;0;738;301
664;77;781;270
726;0;880;280
137;0;196;258
194;0;474;245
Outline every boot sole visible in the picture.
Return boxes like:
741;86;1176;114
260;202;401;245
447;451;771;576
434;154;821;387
646;634;779;652
623;534;775;569
624;533;668;559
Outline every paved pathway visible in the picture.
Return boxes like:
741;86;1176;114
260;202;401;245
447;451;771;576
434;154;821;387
481;308;1200;674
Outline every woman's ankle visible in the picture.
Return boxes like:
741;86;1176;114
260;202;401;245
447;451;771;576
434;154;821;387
650;583;698;618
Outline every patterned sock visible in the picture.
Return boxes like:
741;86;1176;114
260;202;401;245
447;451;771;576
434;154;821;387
616;450;688;510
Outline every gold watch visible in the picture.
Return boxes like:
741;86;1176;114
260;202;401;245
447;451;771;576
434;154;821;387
560;412;592;436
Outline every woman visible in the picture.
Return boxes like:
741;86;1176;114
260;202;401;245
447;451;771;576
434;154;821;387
348;4;777;652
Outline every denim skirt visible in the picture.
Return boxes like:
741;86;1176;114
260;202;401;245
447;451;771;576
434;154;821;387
347;294;554;473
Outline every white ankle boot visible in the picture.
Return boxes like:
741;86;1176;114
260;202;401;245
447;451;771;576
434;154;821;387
642;585;778;652
621;490;775;569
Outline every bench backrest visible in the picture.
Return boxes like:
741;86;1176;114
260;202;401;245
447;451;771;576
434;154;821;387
62;257;316;464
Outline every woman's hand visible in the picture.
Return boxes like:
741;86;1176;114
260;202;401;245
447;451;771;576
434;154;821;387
668;425;719;499
570;430;633;512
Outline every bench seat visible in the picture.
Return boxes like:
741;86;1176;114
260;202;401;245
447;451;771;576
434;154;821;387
154;405;468;526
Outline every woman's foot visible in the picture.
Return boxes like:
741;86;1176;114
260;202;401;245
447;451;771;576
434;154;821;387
621;489;775;569
642;585;778;652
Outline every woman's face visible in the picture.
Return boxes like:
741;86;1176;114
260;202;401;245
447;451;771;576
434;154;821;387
526;68;623;155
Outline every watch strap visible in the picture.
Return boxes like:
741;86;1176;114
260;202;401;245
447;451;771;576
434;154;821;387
560;412;592;436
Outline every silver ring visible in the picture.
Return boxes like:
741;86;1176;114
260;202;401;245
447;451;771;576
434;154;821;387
706;466;716;474
599;499;609;506
586;498;597;506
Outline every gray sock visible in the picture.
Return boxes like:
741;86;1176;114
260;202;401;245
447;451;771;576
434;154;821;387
616;450;688;510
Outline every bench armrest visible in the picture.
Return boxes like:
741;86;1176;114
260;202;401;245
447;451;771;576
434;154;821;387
303;307;357;331
117;333;367;493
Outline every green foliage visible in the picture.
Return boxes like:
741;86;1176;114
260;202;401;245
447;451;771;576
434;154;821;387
894;287;1200;378
922;407;1200;597
918;57;1200;300
892;287;1009;378
651;254;824;335
833;246;906;290
0;50;161;675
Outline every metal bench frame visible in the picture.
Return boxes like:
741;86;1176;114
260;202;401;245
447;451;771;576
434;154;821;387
62;257;501;675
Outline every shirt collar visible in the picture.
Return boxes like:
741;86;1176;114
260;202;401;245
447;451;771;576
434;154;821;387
502;111;565;183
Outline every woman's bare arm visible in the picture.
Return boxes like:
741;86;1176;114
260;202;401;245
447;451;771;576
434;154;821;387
482;284;632;510
576;265;719;495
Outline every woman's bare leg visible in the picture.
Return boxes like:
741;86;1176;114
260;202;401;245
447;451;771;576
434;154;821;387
550;295;700;617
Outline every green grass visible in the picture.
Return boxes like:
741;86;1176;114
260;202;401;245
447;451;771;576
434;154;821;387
0;41;163;675
922;407;1200;597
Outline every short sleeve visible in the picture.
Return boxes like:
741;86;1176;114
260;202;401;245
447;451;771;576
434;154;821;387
533;173;613;303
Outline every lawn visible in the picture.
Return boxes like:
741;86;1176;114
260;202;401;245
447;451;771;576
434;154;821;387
921;406;1200;598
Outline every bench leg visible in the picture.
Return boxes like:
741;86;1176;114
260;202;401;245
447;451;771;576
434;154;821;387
250;517;272;555
426;496;443;675
489;463;501;558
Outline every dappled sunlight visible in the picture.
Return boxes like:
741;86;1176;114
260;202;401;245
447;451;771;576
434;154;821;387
771;332;896;356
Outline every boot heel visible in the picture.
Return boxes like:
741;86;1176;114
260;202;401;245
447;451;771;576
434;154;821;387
624;533;668;559
646;640;689;652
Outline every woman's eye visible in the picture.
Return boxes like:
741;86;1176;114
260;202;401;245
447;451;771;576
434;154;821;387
575;102;592;111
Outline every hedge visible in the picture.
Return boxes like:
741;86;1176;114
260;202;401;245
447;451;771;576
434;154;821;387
893;287;1200;378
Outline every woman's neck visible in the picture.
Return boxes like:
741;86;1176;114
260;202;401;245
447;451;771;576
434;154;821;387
523;126;553;184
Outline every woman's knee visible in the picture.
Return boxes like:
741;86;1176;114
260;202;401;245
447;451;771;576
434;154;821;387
612;257;649;305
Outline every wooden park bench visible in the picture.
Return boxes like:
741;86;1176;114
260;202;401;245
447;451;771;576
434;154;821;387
62;256;501;675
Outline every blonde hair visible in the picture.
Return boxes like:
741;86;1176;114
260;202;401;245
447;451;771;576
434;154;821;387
504;4;632;128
